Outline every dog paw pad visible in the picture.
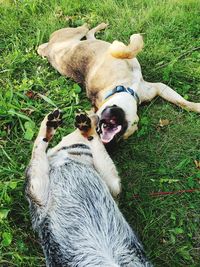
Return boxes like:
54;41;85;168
75;113;91;132
46;109;62;129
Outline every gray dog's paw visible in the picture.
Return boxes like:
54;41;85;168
75;113;91;132
46;110;62;129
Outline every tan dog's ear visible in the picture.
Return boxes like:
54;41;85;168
123;124;138;140
37;43;49;57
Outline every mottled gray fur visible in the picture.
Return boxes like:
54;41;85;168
25;112;153;267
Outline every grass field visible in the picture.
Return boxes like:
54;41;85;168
0;0;200;266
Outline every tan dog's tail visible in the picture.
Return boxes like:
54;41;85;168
109;34;143;59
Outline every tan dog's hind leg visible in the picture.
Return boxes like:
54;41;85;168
37;24;89;57
142;82;200;113
86;23;108;40
109;33;144;59
50;23;89;42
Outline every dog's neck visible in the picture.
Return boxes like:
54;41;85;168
104;85;140;104
96;92;139;133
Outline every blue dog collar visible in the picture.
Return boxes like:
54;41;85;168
104;85;140;104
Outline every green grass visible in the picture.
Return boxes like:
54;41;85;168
0;0;200;266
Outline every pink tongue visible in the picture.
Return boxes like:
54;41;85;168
100;125;122;143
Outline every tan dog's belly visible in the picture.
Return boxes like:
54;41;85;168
38;23;200;142
53;39;139;108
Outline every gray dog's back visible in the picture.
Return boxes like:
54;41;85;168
28;149;151;267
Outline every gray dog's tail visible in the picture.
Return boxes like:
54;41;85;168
109;33;143;59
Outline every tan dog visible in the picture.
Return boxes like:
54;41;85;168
38;23;200;143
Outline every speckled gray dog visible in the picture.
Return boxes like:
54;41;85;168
25;110;152;267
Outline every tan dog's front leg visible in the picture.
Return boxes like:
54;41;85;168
142;81;200;113
75;113;121;196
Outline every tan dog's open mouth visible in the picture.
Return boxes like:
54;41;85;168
100;125;122;143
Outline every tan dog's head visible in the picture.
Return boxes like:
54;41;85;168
97;105;128;144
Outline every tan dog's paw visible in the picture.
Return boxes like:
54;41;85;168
98;22;109;30
37;43;48;57
196;103;200;113
194;160;200;169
